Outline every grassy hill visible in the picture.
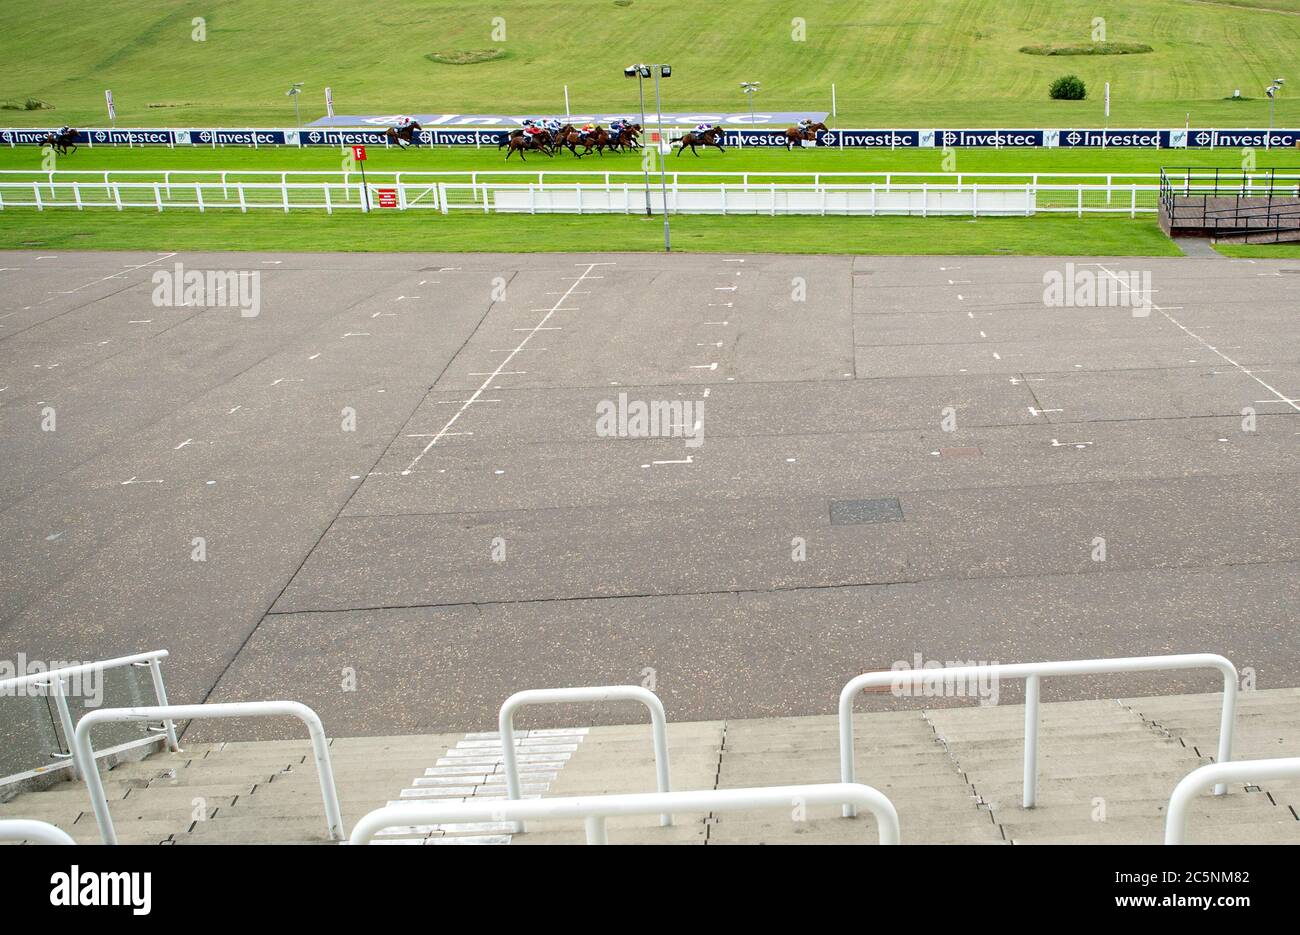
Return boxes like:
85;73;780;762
1;0;1297;128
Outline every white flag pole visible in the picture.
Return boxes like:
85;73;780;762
105;89;116;127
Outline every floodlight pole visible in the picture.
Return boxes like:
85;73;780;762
636;71;651;216
652;66;672;252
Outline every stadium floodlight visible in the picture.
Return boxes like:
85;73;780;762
622;64;673;250
740;81;761;126
285;82;305;129
1266;78;1284;147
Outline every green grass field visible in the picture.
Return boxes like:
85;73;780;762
0;209;1184;256
4;142;1298;257
5;141;1300;178
1;0;1298;129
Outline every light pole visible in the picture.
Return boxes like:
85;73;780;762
1266;78;1284;149
625;65;652;217
741;81;761;127
286;82;304;129
625;63;673;251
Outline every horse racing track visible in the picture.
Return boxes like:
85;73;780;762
1;250;1296;738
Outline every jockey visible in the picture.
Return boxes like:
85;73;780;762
394;115;414;131
545;117;563;134
57;125;72;138
522;119;544;136
695;122;713;134
610;118;626;133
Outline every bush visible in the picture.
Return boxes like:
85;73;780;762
424;48;507;65
1049;75;1087;100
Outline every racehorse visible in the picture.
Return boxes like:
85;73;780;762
501;130;554;161
40;128;78;155
614;123;642;150
385;121;422;149
783;121;827;151
672;126;725;157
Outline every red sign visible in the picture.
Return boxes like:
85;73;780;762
376;188;398;208
351;145;367;161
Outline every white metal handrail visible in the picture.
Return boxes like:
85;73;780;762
72;701;344;845
350;782;900;845
0;818;77;845
499;686;671;831
1165;758;1300;844
839;654;1238;816
0;649;179;780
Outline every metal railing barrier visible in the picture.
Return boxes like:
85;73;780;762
350;782;900;845
499;685;671;831
839;654;1238;816
0;818;77;845
1165;757;1300;844
72;700;343;844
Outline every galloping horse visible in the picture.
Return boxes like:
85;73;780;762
385;121;422;149
40;128;78;155
783;121;827;151
615;123;642;150
501;129;554;161
672;125;725;157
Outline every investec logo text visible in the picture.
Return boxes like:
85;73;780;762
940;130;1041;147
826;131;918;147
50;866;152;915
1062;130;1160;147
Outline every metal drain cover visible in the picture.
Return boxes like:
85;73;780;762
829;498;903;525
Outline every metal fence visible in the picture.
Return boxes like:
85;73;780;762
0;177;1161;217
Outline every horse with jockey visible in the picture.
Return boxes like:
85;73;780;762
500;118;556;160
783;118;827;150
41;125;78;155
385;115;423;148
672;122;725;156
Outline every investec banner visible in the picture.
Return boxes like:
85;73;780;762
5;126;1300;148
1057;129;1162;148
188;129;287;146
936;129;1045;147
1178;128;1300;148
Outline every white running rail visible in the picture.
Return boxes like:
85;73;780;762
839;654;1238;816
0;649;179;781
350;783;900;845
1165;757;1300;845
0;818;77;845
499;686;671;831
0;179;1160;216
72;701;344;845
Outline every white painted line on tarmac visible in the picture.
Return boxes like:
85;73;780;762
402;262;608;475
1098;264;1300;414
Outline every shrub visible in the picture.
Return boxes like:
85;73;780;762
1049;75;1087;100
424;48;507;65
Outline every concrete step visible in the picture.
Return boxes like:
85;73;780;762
1012;816;1300;845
